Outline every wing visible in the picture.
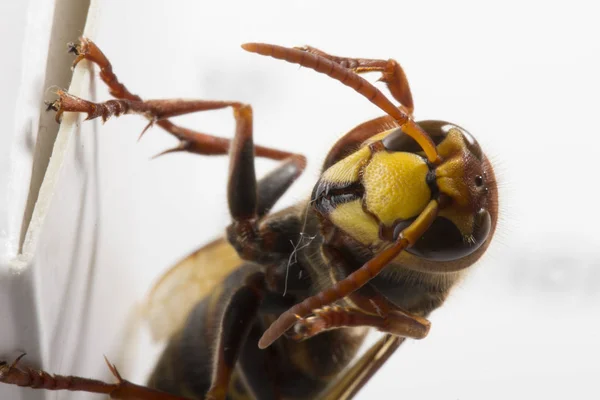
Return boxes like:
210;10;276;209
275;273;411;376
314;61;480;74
143;238;243;341
319;334;405;400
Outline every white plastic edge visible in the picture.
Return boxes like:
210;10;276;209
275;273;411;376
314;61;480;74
10;1;99;273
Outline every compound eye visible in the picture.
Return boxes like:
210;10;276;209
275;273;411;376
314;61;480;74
406;209;491;261
381;127;418;152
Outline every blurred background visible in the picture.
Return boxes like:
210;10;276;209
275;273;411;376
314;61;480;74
1;0;599;399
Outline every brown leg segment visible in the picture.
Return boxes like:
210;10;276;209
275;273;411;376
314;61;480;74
54;37;308;271
258;199;440;349
224;104;308;264
320;334;404;400
47;89;294;160
205;273;266;400
0;355;189;399
291;305;430;341
48;90;243;124
294;45;414;114
57;37;294;161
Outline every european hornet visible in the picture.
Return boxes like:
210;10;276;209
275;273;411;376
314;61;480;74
0;38;498;399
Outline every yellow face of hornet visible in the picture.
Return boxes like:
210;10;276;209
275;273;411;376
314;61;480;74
312;120;497;270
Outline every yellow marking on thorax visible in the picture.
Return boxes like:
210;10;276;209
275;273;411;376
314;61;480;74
329;200;380;245
362;152;430;225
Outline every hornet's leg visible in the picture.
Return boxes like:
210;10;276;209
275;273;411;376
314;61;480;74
0;355;189;399
47;90;295;160
205;272;267;400
224;105;307;264
288;245;431;341
51;37;294;161
319;334;404;400
258;200;440;349
290;305;430;341
295;45;414;114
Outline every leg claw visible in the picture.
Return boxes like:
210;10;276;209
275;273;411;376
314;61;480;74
44;100;59;112
67;42;80;55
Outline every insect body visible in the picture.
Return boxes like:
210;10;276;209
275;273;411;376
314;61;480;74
0;39;497;399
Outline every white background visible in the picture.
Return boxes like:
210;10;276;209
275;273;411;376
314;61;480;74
2;0;600;399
